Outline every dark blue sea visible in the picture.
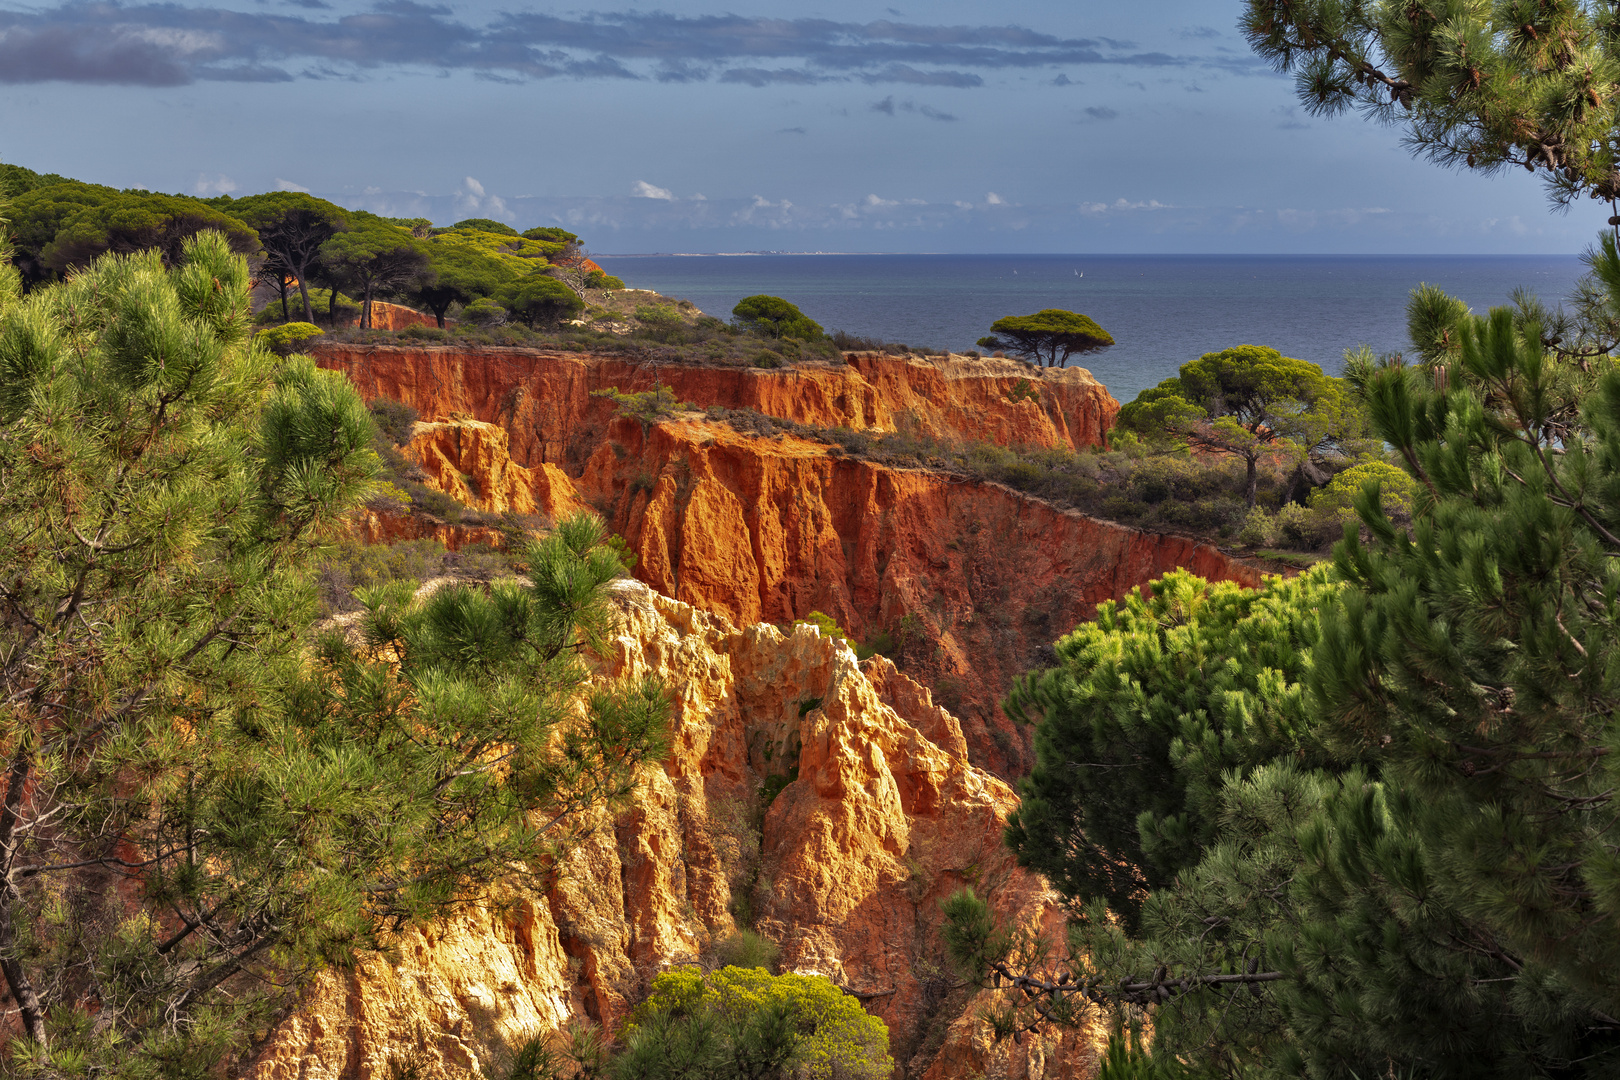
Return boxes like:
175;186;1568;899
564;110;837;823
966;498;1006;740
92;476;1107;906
595;254;1587;405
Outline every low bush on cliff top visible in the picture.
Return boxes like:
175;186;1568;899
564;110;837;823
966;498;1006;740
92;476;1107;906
699;406;1322;548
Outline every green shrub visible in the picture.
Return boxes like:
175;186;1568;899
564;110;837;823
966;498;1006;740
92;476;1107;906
760;768;798;808
617;967;892;1080
587;269;626;290
316;537;453;615
753;351;783;369
368;397;420;447
399;323;447;341
591;383;694;428
461;297;507;326
634;303;684;343
1237;506;1276;546
1272;501;1318;548
256;321;324;356
1308;459;1415;527
711;930;781;972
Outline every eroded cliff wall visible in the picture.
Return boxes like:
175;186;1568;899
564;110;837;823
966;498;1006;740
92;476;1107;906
248;582;1103;1080
582;417;1262;774
320;344;1258;776
314;344;1119;458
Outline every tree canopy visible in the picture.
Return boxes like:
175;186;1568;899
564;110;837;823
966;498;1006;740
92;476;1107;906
449;216;518;235
1003;566;1343;931
1243;0;1620;213
406;240;516;327
229;191;351;324
319;215;429;328
500;274;585;328
977;309;1114;368
1117;344;1360;505
5;181;259;288
947;291;1620;1076
524;225;579;244
731;295;824;340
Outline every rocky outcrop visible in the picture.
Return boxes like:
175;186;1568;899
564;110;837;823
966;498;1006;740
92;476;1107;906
314;344;1118;457
247;582;1105;1080
572;416;1261;775
347;506;507;551
319;343;1259;776
404;419;584;520
366;302;439;331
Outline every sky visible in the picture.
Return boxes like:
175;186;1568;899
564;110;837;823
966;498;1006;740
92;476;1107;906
0;0;1608;254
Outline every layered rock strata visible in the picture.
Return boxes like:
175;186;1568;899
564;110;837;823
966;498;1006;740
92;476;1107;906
318;344;1256;775
248;581;1104;1080
314;344;1119;456
579;417;1262;774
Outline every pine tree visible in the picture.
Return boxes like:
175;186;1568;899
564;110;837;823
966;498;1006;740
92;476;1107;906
1003;567;1343;931
0;232;669;1072
947;294;1620;1076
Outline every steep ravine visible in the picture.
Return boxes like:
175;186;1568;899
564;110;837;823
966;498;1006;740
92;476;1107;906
578;417;1263;776
318;344;1260;776
248;582;1105;1080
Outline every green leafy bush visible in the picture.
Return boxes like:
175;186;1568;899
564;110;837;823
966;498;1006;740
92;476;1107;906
710;930;781;972
256;320;324;356
368;396;420;447
592;383;695;428
616;966;892;1080
461;296;507;325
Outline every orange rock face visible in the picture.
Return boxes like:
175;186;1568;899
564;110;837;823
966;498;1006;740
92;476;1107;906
365;301;439;331
247;582;1104;1080
316;343;1255;776
403;419;587;520
346;505;507;551
577;417;1262;775
313;344;1118;459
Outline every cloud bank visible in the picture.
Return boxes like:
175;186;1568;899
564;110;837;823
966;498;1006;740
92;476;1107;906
0;5;1260;86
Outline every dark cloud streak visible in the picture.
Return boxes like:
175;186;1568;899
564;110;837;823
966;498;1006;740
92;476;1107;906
0;5;1253;86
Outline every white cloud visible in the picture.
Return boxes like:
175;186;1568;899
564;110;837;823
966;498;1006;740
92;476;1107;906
193;172;236;196
464;176;485;197
633;180;676;200
275;178;310;193
865;193;898;208
986;192;1005;205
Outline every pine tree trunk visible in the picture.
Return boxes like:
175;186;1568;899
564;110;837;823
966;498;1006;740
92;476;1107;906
297;274;315;324
0;748;47;1051
1245;455;1259;507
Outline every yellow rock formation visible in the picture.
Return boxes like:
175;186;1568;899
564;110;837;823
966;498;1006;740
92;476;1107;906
247;581;1104;1080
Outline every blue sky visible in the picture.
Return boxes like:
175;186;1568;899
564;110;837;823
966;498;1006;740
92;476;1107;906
0;0;1605;253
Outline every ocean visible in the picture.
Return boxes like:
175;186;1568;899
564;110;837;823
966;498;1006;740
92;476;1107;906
594;253;1588;405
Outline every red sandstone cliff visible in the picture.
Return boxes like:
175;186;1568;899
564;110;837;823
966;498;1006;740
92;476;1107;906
576;417;1262;775
316;344;1257;776
314;343;1119;458
249;582;1105;1080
